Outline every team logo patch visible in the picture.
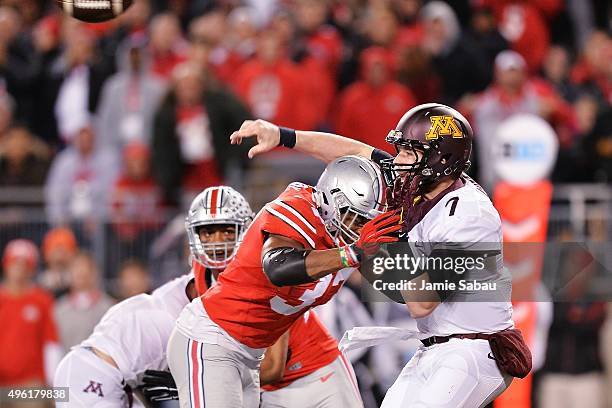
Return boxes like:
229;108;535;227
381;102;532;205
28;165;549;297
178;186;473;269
425;115;463;140
287;362;303;371
83;380;104;397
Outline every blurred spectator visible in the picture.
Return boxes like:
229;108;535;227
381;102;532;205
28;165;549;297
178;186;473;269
109;142;163;269
362;5;401;49
115;258;151;300
0;239;62;387
395;38;442;104
467;4;508;72
584;105;612;183
538;302;607;407
294;0;342;75
537;241;606;408
39;227;78;298
96;34;166;150
0;92;15;138
541;45;580;103
44;124;119;229
148;12;189;80
34;19;112;146
421;1;490;104
391;0;423;26
336;47;416;152
0;126;50;186
478;0;563;72
0;7;36;122
232;27;306;128
463;50;576;191
570;31;612;108
188;10;249;84
54;252;114;352
152;62;250;204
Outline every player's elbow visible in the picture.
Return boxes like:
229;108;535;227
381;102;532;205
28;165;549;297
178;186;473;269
406;301;438;318
262;247;313;286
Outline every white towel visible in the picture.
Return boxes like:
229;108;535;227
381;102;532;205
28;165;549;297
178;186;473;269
339;326;430;353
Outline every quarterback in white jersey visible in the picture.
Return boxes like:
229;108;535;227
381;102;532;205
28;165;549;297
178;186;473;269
53;273;195;407
230;103;532;407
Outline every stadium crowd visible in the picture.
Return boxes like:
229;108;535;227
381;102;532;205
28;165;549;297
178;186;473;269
0;0;611;407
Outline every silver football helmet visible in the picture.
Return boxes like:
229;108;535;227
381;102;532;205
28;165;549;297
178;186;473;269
186;186;254;269
314;156;385;244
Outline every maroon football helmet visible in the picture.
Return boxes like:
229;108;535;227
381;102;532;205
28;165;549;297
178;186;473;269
381;103;473;203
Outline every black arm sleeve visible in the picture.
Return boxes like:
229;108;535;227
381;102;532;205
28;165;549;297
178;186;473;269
262;247;314;286
371;149;394;165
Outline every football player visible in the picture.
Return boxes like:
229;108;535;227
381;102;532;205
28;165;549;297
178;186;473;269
52;186;252;408
157;186;363;407
260;309;362;408
167;156;399;408
230;104;527;407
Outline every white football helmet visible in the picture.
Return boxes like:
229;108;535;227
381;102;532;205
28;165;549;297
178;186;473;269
186;186;254;269
314;156;385;244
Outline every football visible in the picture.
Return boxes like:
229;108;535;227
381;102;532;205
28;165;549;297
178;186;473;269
56;0;134;23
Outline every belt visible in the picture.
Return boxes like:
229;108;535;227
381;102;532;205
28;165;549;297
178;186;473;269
420;332;493;347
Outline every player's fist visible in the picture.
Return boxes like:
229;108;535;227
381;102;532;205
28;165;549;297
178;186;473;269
229;119;280;159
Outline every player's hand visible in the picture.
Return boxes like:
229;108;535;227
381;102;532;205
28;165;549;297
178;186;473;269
351;210;402;259
141;370;178;402
229;119;280;159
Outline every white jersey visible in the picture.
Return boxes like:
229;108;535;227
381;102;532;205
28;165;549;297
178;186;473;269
80;274;192;386
406;177;513;336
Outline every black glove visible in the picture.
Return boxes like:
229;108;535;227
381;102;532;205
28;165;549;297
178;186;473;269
141;370;178;402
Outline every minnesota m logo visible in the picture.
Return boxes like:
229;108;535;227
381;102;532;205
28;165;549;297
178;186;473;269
83;380;104;397
425;115;463;140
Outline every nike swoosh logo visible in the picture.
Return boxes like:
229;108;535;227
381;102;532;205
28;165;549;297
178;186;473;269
320;373;334;383
488;352;496;360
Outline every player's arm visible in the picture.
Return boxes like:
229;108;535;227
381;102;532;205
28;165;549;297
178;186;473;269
400;273;440;318
262;211;402;286
229;119;376;163
262;234;347;285
260;330;290;386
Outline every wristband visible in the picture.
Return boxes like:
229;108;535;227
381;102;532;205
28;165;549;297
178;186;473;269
339;245;360;268
278;127;297;148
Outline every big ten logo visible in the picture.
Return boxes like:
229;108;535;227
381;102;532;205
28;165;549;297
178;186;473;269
425;115;463;140
499;141;547;161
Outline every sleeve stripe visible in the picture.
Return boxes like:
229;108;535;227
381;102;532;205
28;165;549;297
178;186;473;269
265;207;316;248
272;199;317;234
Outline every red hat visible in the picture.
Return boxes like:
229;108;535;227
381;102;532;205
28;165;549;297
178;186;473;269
42;228;77;260
123;142;150;161
2;239;39;271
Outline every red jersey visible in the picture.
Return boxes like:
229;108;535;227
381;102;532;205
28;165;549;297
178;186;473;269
0;286;58;386
202;183;354;349
336;81;416;152
232;59;308;129
262;311;340;391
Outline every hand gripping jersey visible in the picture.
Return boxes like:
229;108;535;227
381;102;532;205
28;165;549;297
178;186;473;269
262;310;340;391
202;183;355;349
406;177;514;336
80;274;192;386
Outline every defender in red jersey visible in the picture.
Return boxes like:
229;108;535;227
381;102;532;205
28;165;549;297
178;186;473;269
168;156;400;408
261;310;362;407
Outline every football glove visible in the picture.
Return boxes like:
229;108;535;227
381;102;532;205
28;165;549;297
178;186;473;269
141;370;178;402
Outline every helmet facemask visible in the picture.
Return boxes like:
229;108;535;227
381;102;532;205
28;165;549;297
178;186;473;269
324;190;376;245
381;130;434;209
187;221;246;269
